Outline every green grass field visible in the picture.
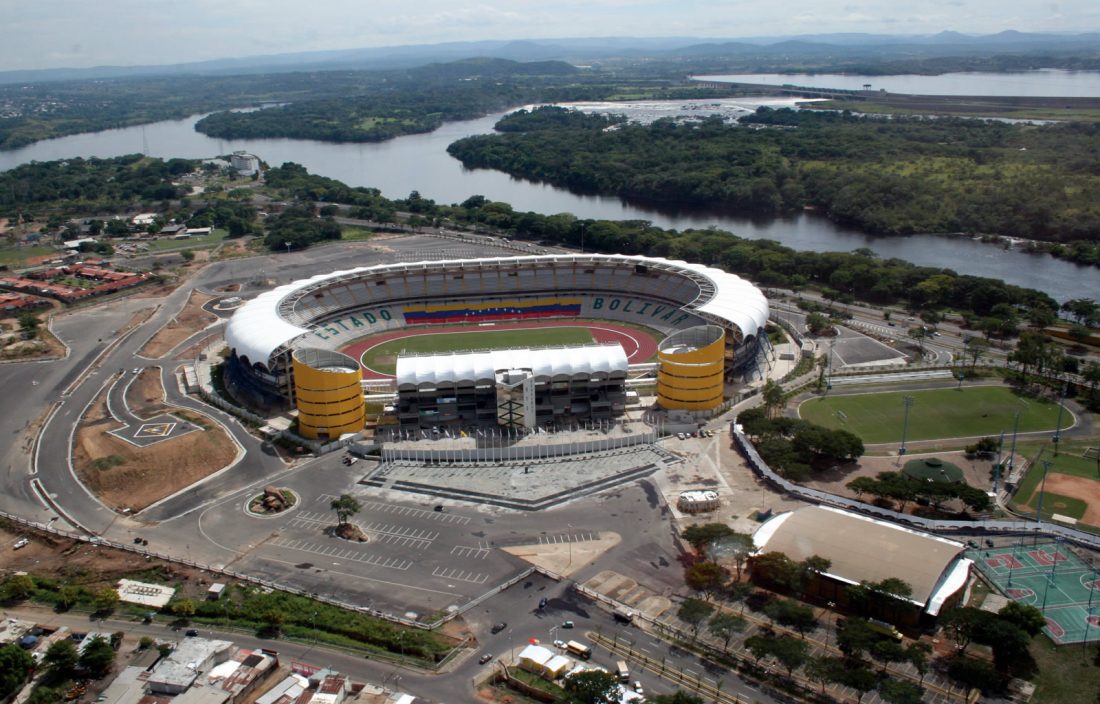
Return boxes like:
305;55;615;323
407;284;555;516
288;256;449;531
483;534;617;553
144;228;228;251
798;386;1072;444
1027;491;1088;520
360;327;595;375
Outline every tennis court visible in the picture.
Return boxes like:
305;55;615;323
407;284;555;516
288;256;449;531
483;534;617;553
970;542;1100;644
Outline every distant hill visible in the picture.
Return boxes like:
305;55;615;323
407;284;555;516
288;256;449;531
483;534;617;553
1;32;1098;85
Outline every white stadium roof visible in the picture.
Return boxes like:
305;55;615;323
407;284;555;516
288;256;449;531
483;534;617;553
226;254;769;368
396;344;627;387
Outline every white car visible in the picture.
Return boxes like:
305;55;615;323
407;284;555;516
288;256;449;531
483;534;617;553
13;538;28;550
553;639;566;649
633;682;644;695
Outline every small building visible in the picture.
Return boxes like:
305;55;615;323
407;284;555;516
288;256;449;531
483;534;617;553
207;583;226;601
132;213;158;227
147;638;233;694
160;223;187;237
678;490;720;513
230;152;260;176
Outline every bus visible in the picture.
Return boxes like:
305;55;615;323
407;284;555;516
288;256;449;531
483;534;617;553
566;641;591;660
616;660;630;683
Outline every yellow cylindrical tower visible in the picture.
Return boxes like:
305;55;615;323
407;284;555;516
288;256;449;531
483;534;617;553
292;348;365;439
657;325;726;411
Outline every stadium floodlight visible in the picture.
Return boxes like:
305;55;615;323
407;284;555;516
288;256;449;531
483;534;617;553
898;395;915;461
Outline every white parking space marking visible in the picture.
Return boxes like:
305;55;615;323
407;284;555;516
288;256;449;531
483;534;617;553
432;566;489;584
316;495;471;524
451;543;490;560
286;512;437;549
270;538;414;570
538;532;599;545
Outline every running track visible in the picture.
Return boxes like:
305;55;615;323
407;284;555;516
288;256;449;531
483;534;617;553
339;320;660;380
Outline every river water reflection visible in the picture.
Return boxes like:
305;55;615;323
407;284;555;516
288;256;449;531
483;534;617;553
0;104;1095;302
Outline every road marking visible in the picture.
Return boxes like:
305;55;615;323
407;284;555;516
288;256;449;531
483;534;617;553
451;543;490;560
432;566;488;584
538;532;598;545
270;538;413;570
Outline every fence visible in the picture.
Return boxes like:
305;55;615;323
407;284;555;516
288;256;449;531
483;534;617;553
731;427;1100;551
379;430;657;463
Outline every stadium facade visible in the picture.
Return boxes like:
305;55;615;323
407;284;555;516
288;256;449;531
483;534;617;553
224;254;769;439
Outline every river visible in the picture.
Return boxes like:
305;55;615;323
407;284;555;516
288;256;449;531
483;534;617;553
695;69;1100;97
0;103;1095;302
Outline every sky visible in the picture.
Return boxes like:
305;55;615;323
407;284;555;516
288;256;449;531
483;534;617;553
3;0;1098;71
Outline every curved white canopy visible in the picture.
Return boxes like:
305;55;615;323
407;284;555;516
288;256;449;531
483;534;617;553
225;254;769;368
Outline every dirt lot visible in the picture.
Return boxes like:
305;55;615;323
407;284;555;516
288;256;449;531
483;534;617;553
0;312;67;361
0;520;203;588
125;368;169;419
800;449;999;506
1029;473;1100;526
139;290;217;358
73;385;238;512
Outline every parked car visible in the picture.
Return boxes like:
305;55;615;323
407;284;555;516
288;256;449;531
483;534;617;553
561;620;574;629
553;639;566;649
478;653;493;665
12;538;28;550
490;622;507;634
538;597;548;609
185;629;199;637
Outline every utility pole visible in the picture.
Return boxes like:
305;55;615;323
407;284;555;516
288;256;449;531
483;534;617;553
899;395;915;459
1053;382;1068;456
1035;459;1054;544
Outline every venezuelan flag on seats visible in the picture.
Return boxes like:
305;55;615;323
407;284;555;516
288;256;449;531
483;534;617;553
403;297;582;324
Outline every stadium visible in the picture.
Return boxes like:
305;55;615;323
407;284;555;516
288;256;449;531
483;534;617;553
224;253;769;439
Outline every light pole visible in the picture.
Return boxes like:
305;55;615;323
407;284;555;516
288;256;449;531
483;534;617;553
567;523;574;569
1085;574;1097;651
1053;382;1067;456
899;395;915;460
284;241;291;256
1008;411;1021;475
1036;459;1054;537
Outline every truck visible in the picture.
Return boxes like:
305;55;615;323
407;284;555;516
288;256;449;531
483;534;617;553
866;618;903;642
616;660;630;683
565;641;591;660
613;606;635;624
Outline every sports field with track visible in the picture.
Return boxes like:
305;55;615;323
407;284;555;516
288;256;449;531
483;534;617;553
798;386;1072;444
339;320;661;379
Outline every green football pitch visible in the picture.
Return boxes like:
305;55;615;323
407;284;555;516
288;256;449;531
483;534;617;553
798;386;1072;444
360;327;595;375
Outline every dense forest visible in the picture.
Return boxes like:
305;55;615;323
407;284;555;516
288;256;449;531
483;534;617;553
446;107;1100;263
262;162;1059;326
0;155;196;216
193;59;736;143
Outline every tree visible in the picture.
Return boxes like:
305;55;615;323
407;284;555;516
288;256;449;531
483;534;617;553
762;379;784;418
750;551;799;590
16;313;39;339
261;608;285;635
744;635;773;665
714;532;754;579
805;312;831;335
1062;298;1099;326
836;617;877;659
330;494;361;526
684;562;728;600
998;601;1046;637
963;335;990;368
805;655;845;694
870;638;907;672
946;655;1003;694
722;581;754;615
908;326;929;357
771;599;817;636
878;678;924;704
769;635;809;677
677;598;715;641
179;249;196;262
840;662;878;703
681;523;734;554
905;642;932;686
43;639;78;680
78;636;115;678
707;612;746;652
171;598;197;621
92;586;119;615
563;669;620;704
0;574;35;602
56;585;81;611
650;693;705;704
941;606;991;653
0;644;33;700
